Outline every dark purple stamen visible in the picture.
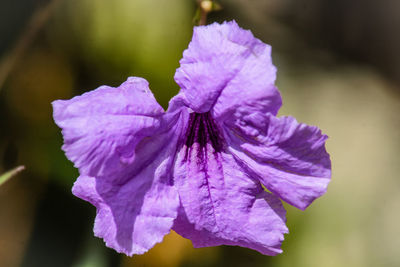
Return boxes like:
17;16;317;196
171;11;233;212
185;112;223;155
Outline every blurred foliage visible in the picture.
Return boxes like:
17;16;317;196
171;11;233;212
48;0;193;107
0;0;399;267
0;166;24;186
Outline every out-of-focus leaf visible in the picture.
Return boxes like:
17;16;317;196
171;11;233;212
212;1;222;11
0;165;25;186
192;7;201;25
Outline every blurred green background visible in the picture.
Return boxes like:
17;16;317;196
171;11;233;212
1;0;399;266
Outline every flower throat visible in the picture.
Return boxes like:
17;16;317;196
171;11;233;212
185;112;223;154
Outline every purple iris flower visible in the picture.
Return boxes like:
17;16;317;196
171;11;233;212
53;21;331;256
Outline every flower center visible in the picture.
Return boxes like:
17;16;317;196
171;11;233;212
185;112;223;156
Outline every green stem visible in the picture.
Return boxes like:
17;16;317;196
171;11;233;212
0;0;60;90
197;0;213;26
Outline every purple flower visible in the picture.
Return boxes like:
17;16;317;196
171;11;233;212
52;21;331;256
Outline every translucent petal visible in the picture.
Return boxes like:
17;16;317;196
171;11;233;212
173;146;288;255
52;77;164;178
174;21;281;115
72;114;187;255
227;114;331;210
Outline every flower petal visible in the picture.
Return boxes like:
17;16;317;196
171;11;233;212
226;114;331;210
72;116;185;256
173;147;288;255
52;77;164;177
175;21;281;115
173;190;287;256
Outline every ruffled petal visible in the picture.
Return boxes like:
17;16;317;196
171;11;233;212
173;190;287;256
72;114;186;256
173;145;288;255
174;21;281;115
226;114;331;210
52;77;164;177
